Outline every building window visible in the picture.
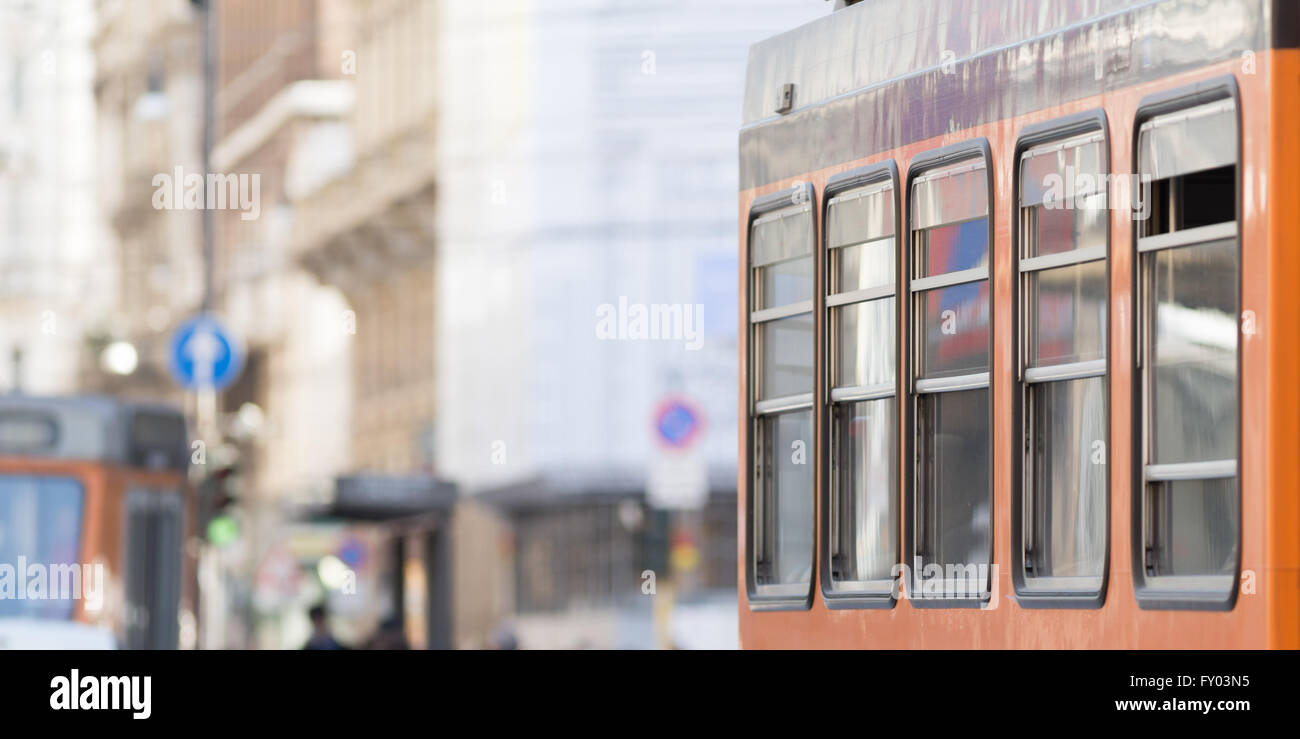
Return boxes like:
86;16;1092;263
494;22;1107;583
1134;89;1239;607
906;145;992;604
748;185;814;607
823;165;898;603
1014;118;1109;604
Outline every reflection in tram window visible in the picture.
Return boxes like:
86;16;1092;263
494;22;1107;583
1136;96;1240;603
0;477;83;620
749;190;815;603
759;255;814;309
756;411;814;588
1028;377;1107;578
1150;241;1238;464
1016;126;1109;597
919;220;988;277
919;282;989;378
917;389;990;571
759;313;814;400
825;174;897;597
1027;260;1106;366
909;151;991;600
831;399;897;588
835;236;893;293
1146;478;1238;577
835;299;895;388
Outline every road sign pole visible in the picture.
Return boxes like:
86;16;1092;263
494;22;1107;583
196;385;218;454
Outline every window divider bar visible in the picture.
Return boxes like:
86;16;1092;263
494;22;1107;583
1136;222;1236;253
830;383;895;403
755;393;814;415
914;159;985;184
910;267;989;293
1020;131;1105;160
1019;246;1107;273
1024;359;1107;383
827;286;893;307
1145;459;1237;482
1140;574;1236;592
828;234;895;251
751;301;813;324
914;372;989;394
752;202;811;228
828;181;892;206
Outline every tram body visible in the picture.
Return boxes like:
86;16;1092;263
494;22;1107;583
0;396;194;649
738;0;1300;647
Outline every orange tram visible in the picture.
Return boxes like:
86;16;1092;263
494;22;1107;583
737;0;1300;648
0;395;194;649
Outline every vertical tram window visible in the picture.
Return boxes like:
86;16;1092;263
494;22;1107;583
825;173;897;597
908;150;992;603
1135;94;1239;605
1016;127;1108;599
749;187;815;604
124;489;183;649
0;476;83;620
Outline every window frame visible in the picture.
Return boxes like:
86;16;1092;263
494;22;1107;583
903;139;995;609
746;182;817;611
1130;76;1242;612
819;161;901;609
1010;110;1111;609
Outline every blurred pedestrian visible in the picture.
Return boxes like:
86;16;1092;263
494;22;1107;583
487;623;518;650
303;603;346;650
363;616;410;650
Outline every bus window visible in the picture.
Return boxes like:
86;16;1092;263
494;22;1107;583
749;185;814;606
0;476;84;619
908;146;992;604
824;169;897;601
1015;121;1109;603
1135;91;1239;607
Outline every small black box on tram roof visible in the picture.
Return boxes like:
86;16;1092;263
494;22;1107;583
123;404;189;473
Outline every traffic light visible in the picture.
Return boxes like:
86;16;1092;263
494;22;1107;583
198;464;239;545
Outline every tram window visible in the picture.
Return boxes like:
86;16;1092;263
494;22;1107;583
1135;95;1239;605
124;489;183;649
917;388;990;567
0;476;83;620
1016;127;1108;598
749;188;815;604
908;151;992;603
755;410;814;588
825;175;897;596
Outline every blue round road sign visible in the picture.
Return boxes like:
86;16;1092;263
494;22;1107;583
168;314;244;391
654;398;702;449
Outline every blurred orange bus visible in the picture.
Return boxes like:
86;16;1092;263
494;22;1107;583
0;395;194;649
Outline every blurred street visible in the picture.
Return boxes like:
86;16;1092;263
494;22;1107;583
0;0;824;649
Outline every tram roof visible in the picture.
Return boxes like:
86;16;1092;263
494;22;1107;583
0;394;188;472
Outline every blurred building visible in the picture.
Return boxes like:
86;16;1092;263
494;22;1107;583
286;0;510;651
433;0;825;648
83;0;827;649
201;0;361;648
0;0;111;395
